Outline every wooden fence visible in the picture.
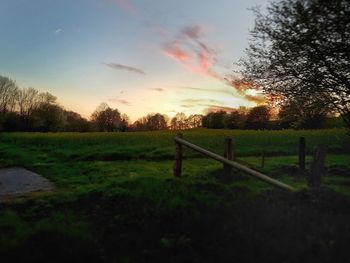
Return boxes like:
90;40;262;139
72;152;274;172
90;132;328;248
173;134;327;192
173;134;296;192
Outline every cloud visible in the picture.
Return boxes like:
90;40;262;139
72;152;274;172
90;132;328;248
161;25;267;106
223;77;267;104
180;98;227;109
182;87;234;96
180;99;222;108
104;63;146;75
204;105;238;113
244;94;266;105
182;25;202;39
162;24;266;106
181;98;223;105
151;88;165;92
108;98;132;106
162;25;219;78
180;104;195;108
54;28;62;35
225;78;252;93
164;43;189;62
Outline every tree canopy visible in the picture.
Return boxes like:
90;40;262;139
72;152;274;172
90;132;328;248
240;0;350;128
91;103;123;132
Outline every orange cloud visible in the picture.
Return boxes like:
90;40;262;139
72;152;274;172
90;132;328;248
244;94;266;105
224;77;267;104
204;105;238;113
225;78;252;92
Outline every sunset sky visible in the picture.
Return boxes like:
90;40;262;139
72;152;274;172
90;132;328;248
0;0;269;121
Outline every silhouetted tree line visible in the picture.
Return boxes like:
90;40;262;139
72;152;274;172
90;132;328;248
202;106;271;130
0;76;88;132
202;104;342;130
0;75;344;132
170;113;203;130
0;75;197;132
128;113;203;131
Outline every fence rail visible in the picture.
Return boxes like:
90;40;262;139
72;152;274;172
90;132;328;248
173;135;296;192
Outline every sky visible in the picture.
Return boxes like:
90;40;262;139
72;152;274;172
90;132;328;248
0;0;269;121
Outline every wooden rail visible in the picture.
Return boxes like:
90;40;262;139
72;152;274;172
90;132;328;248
173;135;295;192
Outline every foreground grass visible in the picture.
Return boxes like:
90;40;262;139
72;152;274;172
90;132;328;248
0;129;350;262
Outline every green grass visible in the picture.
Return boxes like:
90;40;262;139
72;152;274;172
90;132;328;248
0;128;349;194
1;128;348;161
0;128;350;262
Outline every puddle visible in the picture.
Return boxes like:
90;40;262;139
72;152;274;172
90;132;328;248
0;167;54;200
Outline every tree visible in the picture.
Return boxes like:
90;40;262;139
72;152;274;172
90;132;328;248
146;113;167;130
170;116;178;130
278;97;332;129
131;116;148;131
245;106;270;130
175;112;188;129
64;110;90;132
18;88;39;118
0;76;18;114
202;111;226;129
223;111;246;129
170;113;190;130
187;114;203;129
91;103;122;132
240;0;350;129
1;112;21;131
17;87;41;129
120;113;130;132
32;103;66;132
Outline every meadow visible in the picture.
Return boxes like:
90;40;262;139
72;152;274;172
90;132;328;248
0;128;350;262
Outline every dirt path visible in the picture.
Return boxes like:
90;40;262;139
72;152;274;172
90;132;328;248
0;167;54;200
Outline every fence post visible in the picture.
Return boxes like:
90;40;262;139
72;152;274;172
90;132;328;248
223;137;233;179
173;133;183;177
299;137;306;171
309;145;326;189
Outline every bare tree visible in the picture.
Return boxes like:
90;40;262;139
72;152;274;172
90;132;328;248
17;87;39;119
0;76;18;114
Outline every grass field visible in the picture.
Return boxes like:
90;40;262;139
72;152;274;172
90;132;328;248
0;128;350;262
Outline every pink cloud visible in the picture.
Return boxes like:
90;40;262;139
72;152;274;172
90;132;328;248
162;25;218;78
163;43;189;62
162;24;266;106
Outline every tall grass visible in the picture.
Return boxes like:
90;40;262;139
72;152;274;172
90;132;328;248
1;128;348;160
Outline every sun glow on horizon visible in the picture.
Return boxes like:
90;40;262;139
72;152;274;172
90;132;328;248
0;0;268;122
